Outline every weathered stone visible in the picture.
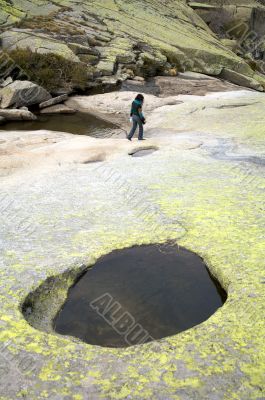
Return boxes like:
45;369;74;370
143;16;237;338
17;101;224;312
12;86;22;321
39;94;68;109
1;1;265;92
0;30;80;62
178;71;215;80
220;39;238;52
0;108;37;120
78;54;99;64
219;68;264;91
39;104;76;114
0;77;13;88
68;43;98;55
122;75;242;96
98;76;120;87
133;76;145;82
0;80;51;108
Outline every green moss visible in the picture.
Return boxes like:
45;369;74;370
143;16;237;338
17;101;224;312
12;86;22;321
7;48;88;92
14;13;84;35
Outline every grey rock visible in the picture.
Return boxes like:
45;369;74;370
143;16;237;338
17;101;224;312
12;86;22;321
39;104;76;114
68;43;99;56
126;79;144;86
133;76;145;82
39;94;69;109
50;88;73;97
0;77;13;88
0;109;37;121
0;30;80;62
219;68;264;91
178;71;216;80
0;81;51;109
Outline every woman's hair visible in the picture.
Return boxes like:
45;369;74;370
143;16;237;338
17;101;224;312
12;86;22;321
135;94;144;102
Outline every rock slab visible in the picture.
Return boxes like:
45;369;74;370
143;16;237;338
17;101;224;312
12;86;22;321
0;109;37;121
39;104;76;114
220;68;264;91
0;80;51;109
39;94;69;109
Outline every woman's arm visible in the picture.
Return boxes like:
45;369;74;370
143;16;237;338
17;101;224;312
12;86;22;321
138;107;145;123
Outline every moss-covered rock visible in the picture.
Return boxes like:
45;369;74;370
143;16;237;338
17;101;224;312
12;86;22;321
0;89;265;399
1;0;265;90
6;48;88;93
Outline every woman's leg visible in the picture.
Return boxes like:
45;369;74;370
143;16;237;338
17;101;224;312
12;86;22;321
128;116;138;140
138;118;144;140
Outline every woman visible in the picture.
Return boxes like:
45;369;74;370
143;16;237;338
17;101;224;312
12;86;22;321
127;94;146;141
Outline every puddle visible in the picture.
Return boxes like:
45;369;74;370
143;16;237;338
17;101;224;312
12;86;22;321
1;112;119;137
53;244;226;348
130;148;157;157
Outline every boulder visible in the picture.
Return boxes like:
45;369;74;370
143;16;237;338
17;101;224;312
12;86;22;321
133;76;145;82
0;31;80;62
219;68;264;91
39;104;76;114
39;94;69;109
68;43;99;56
178;71;216;80
220;39;238;53
0;81;51;109
0;109;37;121
0;77;13;88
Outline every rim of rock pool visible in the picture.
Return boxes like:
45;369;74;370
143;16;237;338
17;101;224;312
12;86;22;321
129;146;158;157
22;244;227;348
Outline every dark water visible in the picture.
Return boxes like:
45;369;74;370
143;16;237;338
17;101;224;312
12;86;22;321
54;245;226;348
131;148;157;157
1;112;118;137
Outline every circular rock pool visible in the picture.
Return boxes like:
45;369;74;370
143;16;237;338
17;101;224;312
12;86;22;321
53;244;226;348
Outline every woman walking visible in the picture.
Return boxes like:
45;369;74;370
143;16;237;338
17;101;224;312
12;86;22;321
127;94;146;141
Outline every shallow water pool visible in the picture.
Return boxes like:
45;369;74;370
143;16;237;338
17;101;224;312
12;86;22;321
54;244;226;348
1;112;120;137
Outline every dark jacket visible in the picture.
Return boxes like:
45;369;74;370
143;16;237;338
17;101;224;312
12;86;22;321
130;99;144;120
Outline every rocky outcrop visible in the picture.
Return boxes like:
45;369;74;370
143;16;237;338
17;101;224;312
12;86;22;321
0;80;51;108
0;77;74;120
189;1;265;72
0;108;37;120
39;104;76;114
39;94;69;109
121;73;244;97
1;0;265;92
219;67;264;89
0;76;13;88
0;30;80;62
